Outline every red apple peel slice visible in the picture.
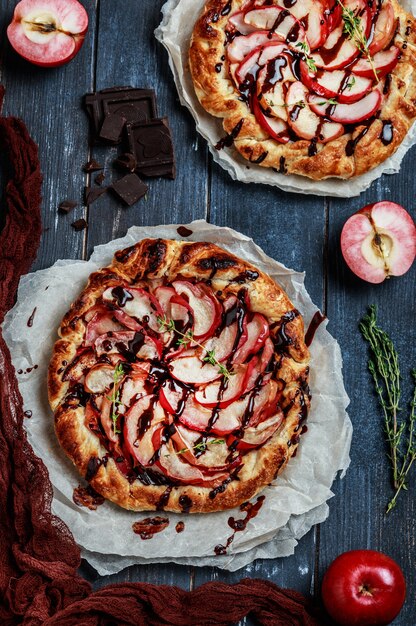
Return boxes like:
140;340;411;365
172;281;221;339
252;92;290;142
350;46;399;78
368;2;396;55
244;7;307;45
308;89;381;123
227;30;284;62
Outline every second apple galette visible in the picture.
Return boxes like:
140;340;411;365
48;239;310;513
190;0;416;179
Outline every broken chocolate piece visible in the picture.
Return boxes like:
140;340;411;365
85;87;157;141
99;112;127;144
71;218;88;231
83;159;103;173
126;117;175;179
111;173;148;206
58;200;77;214
95;172;106;185
85;186;108;205
177;226;193;237
114;152;137;173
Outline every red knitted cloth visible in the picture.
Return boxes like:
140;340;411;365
0;93;324;626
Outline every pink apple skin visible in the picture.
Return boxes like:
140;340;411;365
341;202;416;283
7;0;88;68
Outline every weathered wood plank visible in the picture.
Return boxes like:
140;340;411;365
85;0;209;258
0;0;98;270
321;153;416;625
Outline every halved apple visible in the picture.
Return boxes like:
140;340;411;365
341;201;416;283
308;89;381;123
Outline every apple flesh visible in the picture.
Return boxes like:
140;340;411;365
340;201;416;283
322;550;406;626
7;0;88;67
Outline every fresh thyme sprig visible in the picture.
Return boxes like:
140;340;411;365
359;306;416;513
317;97;338;106
106;363;124;435
295;41;317;73
166;438;225;457
337;0;379;82
347;75;356;90
157;315;233;379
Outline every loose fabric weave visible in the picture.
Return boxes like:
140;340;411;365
0;92;324;626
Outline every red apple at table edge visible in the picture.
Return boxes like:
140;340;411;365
322;550;406;626
340;201;416;283
7;0;88;68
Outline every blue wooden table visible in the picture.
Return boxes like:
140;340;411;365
1;1;415;623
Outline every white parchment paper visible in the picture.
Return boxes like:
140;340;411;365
3;221;352;575
155;0;416;198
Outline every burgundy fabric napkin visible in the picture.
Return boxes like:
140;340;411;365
0;90;324;625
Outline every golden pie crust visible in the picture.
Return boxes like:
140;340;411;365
189;0;416;180
48;239;310;513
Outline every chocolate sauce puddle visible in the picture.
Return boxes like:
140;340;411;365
132;516;169;540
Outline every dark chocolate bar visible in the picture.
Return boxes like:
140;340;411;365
126;117;175;179
85;87;157;142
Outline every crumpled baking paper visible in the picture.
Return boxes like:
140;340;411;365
155;0;416;198
3;221;352;575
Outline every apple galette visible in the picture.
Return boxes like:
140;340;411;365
189;0;416;179
48;239;310;513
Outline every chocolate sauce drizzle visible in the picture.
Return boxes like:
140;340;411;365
132;516;169;540
215;118;244;150
27;307;37;327
305;311;326;347
214;496;265;555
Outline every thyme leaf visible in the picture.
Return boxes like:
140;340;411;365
360;306;416;512
166;438;225;457
317;98;338;106
295;41;317;73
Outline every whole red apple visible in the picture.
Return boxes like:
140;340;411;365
322;549;406;626
341;201;416;283
7;0;88;68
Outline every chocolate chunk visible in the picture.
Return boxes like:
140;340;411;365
111;173;148;206
85;186;108;205
85;87;157;141
114;152;137;173
126;117;175;179
58;200;77;214
99;112;127;144
95;172;106;185
71;218;88;231
83;159;103;173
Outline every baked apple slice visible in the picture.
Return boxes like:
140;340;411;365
194;364;248;408
234;412;284;450
286;81;344;141
62;348;96;382
169;352;222;385
233;313;269;363
84;363;118;394
309;89;382;123
300;62;373;104
124;397;164;466
94;330;162;361
227;30;284;63
244;6;307;45
173;424;236;470
227;9;258;35
85;311;125;345
102;287;164;333
252;92;290;142
287;0;328;49
368;2;396;55
156;441;229;486
172;281;221;339
235;42;288;86
311;24;360;70
350;46;400;78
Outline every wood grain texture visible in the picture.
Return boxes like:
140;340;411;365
0;0;415;623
